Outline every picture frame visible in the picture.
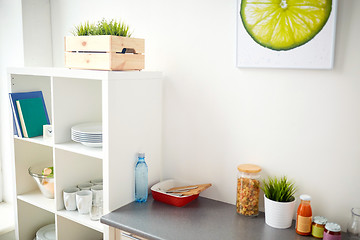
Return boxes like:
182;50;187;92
236;0;338;69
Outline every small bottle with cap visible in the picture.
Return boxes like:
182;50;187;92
323;222;342;240
296;194;313;235
312;216;328;238
135;152;148;202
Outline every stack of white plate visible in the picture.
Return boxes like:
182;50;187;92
71;122;102;148
35;224;55;240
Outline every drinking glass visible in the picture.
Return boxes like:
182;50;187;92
347;208;360;239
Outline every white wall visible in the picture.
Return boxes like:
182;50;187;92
0;0;24;203
21;0;53;67
49;0;360;229
0;0;52;203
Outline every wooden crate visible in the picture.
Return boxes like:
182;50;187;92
64;35;145;71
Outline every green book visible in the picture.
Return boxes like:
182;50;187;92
16;98;49;138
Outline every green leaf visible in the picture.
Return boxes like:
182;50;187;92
71;19;133;37
261;175;296;202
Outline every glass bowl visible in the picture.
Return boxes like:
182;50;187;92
28;163;54;199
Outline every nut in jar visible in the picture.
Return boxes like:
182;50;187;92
236;164;261;216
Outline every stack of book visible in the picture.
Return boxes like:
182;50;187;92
9;91;50;138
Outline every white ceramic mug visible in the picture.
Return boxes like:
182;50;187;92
77;182;94;190
90;178;103;186
76;190;92;214
63;187;79;211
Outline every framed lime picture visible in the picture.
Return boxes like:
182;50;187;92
236;0;337;69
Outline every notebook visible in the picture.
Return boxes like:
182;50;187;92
16;97;49;138
9;91;50;137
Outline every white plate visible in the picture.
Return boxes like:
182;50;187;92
71;132;102;137
71;136;102;143
36;224;55;240
71;137;102;142
71;135;102;140
71;129;102;135
71;122;102;134
72;140;103;144
71;135;102;141
71;134;102;139
81;142;102;148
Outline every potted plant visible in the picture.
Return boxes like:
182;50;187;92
261;176;297;229
65;19;145;71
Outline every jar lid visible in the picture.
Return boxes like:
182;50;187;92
313;216;327;225
325;222;341;232
300;194;312;201
237;164;261;173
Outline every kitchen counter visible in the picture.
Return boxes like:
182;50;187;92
101;196;350;240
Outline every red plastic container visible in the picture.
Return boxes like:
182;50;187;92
151;179;199;207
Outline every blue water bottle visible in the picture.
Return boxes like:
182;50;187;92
135;152;148;202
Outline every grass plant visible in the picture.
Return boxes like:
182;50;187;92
72;19;132;37
261;176;296;202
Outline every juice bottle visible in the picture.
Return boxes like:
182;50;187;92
296;194;312;235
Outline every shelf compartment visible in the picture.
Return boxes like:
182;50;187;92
10;74;52;124
52;77;102;144
16;200;55;240
54;149;102;211
14;139;53;195
57;215;103;240
57;209;104;233
55;141;102;159
17;189;55;213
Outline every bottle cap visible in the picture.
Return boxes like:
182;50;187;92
313;216;327;225
237;164;261;173
300;194;311;201
138;153;145;158
325;222;341;232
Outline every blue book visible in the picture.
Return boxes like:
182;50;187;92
9;91;50;137
11;113;18;136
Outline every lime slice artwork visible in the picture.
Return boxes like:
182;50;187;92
240;0;332;51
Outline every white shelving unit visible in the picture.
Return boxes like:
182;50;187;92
8;67;163;240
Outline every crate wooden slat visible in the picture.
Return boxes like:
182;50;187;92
64;35;145;71
65;52;145;71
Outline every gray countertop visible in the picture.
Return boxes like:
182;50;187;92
101;196;349;240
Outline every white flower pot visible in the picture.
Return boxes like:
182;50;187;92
264;195;296;229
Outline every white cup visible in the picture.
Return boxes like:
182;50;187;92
91;185;103;206
63;187;79;211
90;185;103;221
76;190;92;214
77;182;94;190
90;178;103;185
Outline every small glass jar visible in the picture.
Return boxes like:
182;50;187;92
347;207;360;238
312;216;327;238
323;222;342;240
236;164;261;216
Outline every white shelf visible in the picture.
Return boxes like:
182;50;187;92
17;189;55;213
55;141;103;159
8;67;162;80
14;136;53;147
57;209;104;233
10;67;162;240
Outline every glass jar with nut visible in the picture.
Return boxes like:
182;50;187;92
236;164;261;217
